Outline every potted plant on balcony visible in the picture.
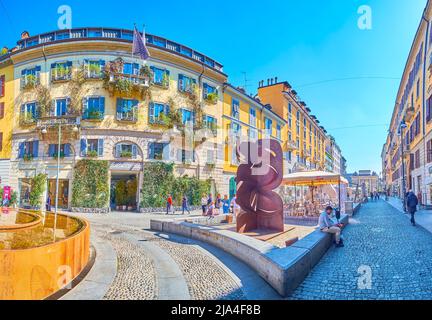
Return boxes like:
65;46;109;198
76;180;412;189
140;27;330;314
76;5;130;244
88;110;103;120
160;72;170;88
53;151;65;160
87;150;98;158
205;92;218;104
120;150;133;158
19;112;36;125
23;154;33;162
23;74;37;90
88;64;102;78
139;65;153;80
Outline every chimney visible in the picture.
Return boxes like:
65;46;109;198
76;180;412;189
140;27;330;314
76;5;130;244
267;79;270;86
21;31;30;40
275;77;278;83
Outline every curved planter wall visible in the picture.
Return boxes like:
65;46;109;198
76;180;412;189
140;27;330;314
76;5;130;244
0;213;90;300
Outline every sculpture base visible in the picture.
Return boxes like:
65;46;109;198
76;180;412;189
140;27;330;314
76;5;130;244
236;208;284;233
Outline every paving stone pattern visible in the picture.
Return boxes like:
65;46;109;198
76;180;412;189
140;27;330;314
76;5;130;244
290;200;432;300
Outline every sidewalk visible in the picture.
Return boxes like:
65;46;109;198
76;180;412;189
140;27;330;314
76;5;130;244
386;197;432;234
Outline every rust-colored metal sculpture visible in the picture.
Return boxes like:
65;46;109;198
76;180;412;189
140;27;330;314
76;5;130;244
235;139;284;233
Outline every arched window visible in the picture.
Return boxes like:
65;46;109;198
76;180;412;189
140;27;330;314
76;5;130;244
115;142;138;159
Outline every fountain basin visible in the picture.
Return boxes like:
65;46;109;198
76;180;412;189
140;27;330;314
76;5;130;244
0;210;90;300
0;210;41;231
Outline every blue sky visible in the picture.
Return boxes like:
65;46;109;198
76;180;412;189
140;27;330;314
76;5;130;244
0;0;427;174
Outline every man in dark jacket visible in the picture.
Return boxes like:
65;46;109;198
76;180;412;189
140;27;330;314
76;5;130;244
406;190;419;226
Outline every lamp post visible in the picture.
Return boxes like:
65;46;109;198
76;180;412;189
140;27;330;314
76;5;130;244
52;124;79;229
398;120;407;212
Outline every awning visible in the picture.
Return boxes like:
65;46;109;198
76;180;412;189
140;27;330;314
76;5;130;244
282;170;349;186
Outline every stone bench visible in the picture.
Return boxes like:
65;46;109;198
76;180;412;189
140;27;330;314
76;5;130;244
150;214;349;297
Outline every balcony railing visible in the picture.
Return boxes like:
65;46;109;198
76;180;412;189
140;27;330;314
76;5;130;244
16;27;224;73
404;105;415;122
51;69;72;82
83;109;104;121
21;75;40;90
303;149;312;158
285;140;297;150
109;73;150;87
117;111;138;122
36;115;81;128
19;113;37;126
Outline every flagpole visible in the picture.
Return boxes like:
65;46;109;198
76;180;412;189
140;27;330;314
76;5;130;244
142;24;146;65
131;23;136;81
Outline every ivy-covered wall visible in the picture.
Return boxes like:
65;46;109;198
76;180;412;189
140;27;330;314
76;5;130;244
72;160;110;208
140;162;211;208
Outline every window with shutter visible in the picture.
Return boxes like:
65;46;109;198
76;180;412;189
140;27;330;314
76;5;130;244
427;140;432;163
0;102;4;119
0;75;4;97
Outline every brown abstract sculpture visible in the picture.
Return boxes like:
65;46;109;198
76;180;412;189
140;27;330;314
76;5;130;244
235;139;284;233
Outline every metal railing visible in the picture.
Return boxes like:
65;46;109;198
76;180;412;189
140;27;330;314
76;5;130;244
16;27;224;73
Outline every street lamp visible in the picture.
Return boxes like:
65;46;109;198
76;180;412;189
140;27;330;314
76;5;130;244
398;119;407;212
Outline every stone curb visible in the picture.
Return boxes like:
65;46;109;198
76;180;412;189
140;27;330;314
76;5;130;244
60;231;118;300
150;214;350;297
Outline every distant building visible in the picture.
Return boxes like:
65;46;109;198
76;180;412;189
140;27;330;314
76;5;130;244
382;1;432;205
350;170;379;195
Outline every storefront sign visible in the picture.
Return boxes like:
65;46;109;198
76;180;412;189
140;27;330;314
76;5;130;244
2;186;11;206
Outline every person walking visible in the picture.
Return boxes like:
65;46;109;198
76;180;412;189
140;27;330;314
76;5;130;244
231;194;241;217
407;190;419;226
46;193;52;212
222;195;230;214
166;194;174;215
181;195;190;215
215;194;222;215
207;201;215;220
201;193;208;215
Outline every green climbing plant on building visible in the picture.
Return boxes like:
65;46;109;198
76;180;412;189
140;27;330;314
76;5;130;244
72;160;110;208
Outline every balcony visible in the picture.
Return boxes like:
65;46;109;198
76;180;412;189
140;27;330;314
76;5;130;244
285;140;297;151
19;113;37;126
16;28;224;73
83;109;104;121
404;105;415;122
108;73;150;87
36;115;80;128
37;115;81;142
116;110;138;123
21;75;40;90
51;68;72;83
303;149;312;158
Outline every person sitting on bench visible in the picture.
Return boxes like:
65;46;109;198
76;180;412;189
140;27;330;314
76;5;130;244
319;206;344;248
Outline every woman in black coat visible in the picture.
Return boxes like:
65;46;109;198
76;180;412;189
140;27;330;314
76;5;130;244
406;191;419;226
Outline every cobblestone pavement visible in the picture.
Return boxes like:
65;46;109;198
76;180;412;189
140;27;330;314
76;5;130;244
89;223;250;300
150;235;246;300
103;232;157;300
290;200;432;300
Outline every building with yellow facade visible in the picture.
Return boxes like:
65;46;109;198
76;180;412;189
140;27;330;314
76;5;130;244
257;79;327;174
0;54;14;187
0;27;345;211
222;84;286;198
382;1;432;205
